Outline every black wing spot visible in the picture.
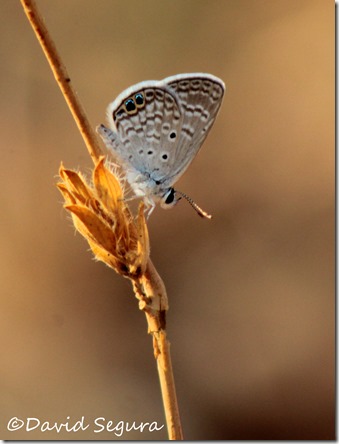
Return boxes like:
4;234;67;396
135;93;144;105
169;131;176;139
125;98;136;112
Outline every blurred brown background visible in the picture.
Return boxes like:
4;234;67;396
0;0;334;440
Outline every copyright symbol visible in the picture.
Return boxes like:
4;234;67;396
7;417;24;431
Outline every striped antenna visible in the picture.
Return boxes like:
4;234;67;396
175;190;212;219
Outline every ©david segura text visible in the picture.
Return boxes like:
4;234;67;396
6;416;164;437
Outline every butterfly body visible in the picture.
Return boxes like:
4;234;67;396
97;73;225;217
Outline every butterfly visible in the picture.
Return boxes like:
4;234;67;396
97;73;225;218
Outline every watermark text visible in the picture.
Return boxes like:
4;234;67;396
6;416;164;437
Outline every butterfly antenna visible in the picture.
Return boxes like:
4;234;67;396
175;190;212;219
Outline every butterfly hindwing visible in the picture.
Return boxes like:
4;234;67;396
106;82;183;180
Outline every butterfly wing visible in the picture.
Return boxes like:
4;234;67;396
99;73;225;203
162;73;225;183
105;81;183;184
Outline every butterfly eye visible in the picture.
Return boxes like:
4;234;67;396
135;93;144;106
165;188;175;204
161;188;181;209
125;98;136;113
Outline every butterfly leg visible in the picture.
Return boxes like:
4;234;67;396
118;193;155;219
122;194;142;203
145;202;156;219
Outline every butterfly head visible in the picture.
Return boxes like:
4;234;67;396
162;188;212;219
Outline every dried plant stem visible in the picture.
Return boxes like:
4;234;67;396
21;0;183;439
133;260;183;439
154;330;183;440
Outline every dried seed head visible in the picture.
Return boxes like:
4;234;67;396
57;157;149;278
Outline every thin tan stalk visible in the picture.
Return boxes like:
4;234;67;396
20;0;183;439
154;330;182;439
132;261;183;439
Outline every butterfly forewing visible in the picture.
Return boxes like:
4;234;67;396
163;73;224;181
